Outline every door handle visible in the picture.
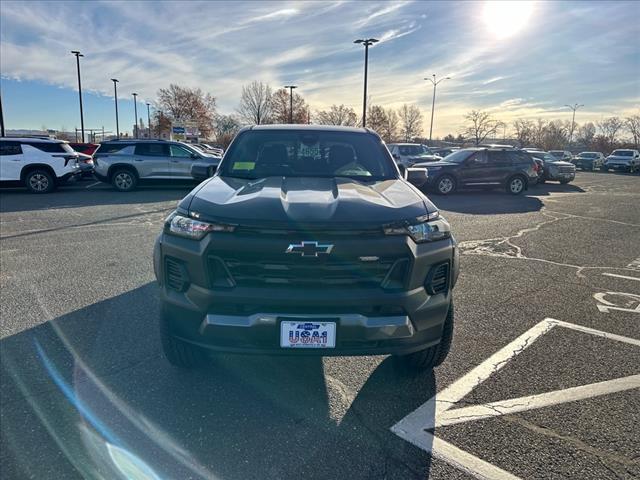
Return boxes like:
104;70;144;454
170;160;179;163
134;158;143;162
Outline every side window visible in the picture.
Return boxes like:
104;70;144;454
468;151;489;165
0;142;23;156
169;145;193;158
488;151;510;165
98;143;134;154
508;151;530;164
25;142;66;153
135;143;168;156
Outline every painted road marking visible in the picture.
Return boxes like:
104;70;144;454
594;291;640;314
85;181;102;189
627;257;640;271
391;318;640;480
602;272;640;282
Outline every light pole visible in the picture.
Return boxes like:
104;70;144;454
284;85;297;123
132;93;139;138
0;90;5;137
425;74;450;144
565;103;584;146
354;38;379;128
71;51;85;142
111;78;120;138
146;103;152;138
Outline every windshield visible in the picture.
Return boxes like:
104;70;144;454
442;149;474;163
578;152;597;158
611;150;633;156
398;145;429;156
220;130;396;180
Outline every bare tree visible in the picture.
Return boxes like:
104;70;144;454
625;115;640;148
271;88;309;124
213;114;241;148
512;119;535;147
156;84;216;137
381;109;400;143
366;105;388;137
462;110;502;145
237;81;273;125
597;116;624;147
576;122;596;148
399;104;423;142
315;104;358;126
541;120;570;150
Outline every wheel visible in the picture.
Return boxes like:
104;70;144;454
560;179;570;184
160;307;207;369
25;169;55;194
394;299;454;372
506;175;526;195
111;168;138;191
435;175;456;195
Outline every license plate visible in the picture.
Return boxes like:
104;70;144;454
280;321;336;348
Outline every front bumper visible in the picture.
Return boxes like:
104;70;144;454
155;230;458;356
606;163;632;171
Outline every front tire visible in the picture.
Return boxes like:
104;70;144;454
394;299;454;372
435;175;456;195
25;169;56;194
160;308;207;369
506;175;526;195
111;169;138;191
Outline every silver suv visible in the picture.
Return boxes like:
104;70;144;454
93;140;221;191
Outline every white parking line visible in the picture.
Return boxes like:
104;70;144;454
85;181;102;189
602;272;640;282
627;257;640;271
391;318;640;480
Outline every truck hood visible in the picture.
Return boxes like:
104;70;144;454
548;160;575;167
182;175;435;227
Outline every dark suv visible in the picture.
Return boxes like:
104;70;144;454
154;125;459;371
93;140;221;191
414;147;538;195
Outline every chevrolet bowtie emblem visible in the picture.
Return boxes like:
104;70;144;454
285;241;334;257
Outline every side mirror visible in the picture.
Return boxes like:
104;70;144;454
397;164;407;179
190;162;216;181
191;153;199;159
406;167;428;187
392;153;400;160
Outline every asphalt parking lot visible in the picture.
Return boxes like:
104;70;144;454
1;172;639;480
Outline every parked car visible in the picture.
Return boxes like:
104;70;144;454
430;147;459;158
414;147;539;195
93;139;221;191
603;149;640;173
549;150;573;162
0;137;81;193
573;152;605;171
68;142;100;156
76;152;95;177
196;143;224;156
154;125;458;371
386;143;442;167
524;150;576;184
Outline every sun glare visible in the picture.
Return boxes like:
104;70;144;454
483;1;534;39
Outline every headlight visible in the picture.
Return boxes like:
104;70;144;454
165;212;235;240
384;213;451;243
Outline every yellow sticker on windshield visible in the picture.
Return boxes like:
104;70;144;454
234;162;256;170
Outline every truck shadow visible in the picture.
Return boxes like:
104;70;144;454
1;283;436;479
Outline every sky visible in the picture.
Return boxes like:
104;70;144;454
1;0;639;138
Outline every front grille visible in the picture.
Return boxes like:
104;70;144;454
165;257;189;292
425;262;449;295
211;255;407;289
558;166;575;174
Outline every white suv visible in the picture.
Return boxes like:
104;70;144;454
0;138;81;193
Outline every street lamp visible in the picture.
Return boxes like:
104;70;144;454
146;102;152;138
565;103;584;145
0;90;5;137
284;85;297;123
424;74;450;144
354;38;378;128
132;93;139;138
111;78;120;138
71;51;85;142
